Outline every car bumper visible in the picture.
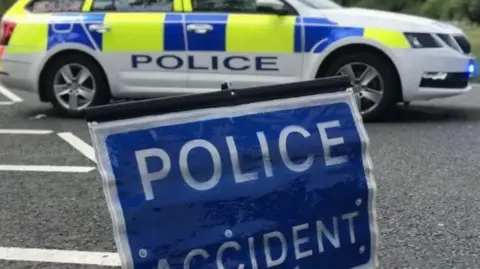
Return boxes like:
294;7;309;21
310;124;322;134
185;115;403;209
0;52;39;93
393;47;475;101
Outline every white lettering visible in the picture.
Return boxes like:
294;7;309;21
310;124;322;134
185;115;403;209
136;121;353;198
248;237;258;269
263;231;287;267
184;249;209;269
316;217;340;252
317;121;348;166
226;136;258;183
292;223;313;260
217;241;244;269
256;131;273;178
163;213;362;268
135;148;171;201
278;125;314;172
157;258;171;269
342;211;359;244
179;139;222;191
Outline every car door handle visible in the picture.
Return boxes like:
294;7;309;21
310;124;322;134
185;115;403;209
186;24;213;34
88;24;111;33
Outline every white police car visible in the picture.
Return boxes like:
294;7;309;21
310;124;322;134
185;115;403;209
0;0;476;120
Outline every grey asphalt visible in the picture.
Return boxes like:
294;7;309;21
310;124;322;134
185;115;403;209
1;86;480;269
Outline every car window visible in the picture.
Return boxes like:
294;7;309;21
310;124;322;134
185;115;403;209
27;0;84;12
91;0;173;11
191;0;257;13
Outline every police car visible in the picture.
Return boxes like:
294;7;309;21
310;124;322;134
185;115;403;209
0;0;476;120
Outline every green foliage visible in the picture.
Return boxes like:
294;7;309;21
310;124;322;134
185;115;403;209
466;0;480;23
0;0;479;23
1;0;16;14
335;0;480;23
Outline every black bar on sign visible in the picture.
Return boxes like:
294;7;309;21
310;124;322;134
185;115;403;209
85;75;351;123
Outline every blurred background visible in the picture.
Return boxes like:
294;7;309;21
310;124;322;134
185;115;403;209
1;1;14;14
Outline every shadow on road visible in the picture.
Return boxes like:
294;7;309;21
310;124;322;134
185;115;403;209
18;106;84;121
17;102;480;124
384;104;480;123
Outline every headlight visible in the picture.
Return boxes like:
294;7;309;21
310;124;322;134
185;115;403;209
403;33;441;48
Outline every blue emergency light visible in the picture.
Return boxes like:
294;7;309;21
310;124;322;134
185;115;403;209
468;59;477;77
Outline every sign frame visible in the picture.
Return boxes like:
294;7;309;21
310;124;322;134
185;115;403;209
87;76;378;269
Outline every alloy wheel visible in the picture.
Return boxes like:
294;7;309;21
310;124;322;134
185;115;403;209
335;62;384;115
53;63;96;111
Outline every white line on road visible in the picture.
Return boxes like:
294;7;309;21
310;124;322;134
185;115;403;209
0;129;53;135
0;247;120;266
0;101;14;105
57;132;97;163
0;165;95;173
0;85;22;102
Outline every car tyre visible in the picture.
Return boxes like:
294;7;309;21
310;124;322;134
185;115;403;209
322;52;400;122
45;53;110;118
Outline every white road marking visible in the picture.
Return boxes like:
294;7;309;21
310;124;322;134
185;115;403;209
0;247;120;266
0;129;53;135
0;85;22;102
57;132;97;163
0;165;95;173
0;101;14;105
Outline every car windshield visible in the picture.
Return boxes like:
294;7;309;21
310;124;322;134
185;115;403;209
297;0;342;9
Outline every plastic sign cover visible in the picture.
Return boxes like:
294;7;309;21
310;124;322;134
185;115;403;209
88;92;378;269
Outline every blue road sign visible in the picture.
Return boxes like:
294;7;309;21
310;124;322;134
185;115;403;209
89;92;378;269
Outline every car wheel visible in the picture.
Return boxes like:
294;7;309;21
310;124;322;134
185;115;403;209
45;54;110;118
322;52;400;121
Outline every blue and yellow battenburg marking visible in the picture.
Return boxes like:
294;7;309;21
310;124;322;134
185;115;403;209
7;12;410;54
46;13;367;53
48;13;105;51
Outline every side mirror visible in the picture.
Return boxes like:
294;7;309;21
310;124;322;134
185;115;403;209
256;0;288;15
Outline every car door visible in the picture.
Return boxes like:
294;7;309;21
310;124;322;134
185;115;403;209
87;0;188;97
182;0;302;91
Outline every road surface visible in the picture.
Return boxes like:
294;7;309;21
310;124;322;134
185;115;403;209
0;85;479;268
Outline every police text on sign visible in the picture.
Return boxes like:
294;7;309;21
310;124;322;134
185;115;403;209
136;121;347;201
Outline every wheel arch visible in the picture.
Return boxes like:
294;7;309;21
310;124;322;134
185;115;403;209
314;41;404;102
38;47;111;102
